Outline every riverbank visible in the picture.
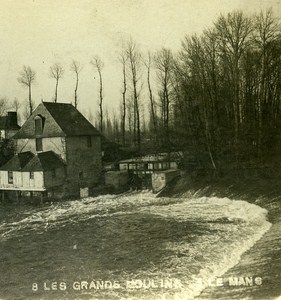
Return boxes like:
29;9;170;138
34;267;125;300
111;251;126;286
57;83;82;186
161;173;281;300
161;173;281;220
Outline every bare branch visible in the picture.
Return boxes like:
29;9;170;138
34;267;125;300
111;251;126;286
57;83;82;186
70;60;82;108
49;63;64;80
49;63;64;102
17;65;36;116
91;56;104;133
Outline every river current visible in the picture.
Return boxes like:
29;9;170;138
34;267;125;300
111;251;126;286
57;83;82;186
0;191;272;300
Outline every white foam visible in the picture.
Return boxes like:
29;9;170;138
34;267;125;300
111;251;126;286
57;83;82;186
140;196;271;300
0;192;272;300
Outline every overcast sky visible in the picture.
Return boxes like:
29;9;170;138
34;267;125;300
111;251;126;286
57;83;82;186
0;0;280;121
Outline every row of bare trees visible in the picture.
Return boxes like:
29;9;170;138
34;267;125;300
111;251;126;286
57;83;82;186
172;9;281;168
13;39;175;150
10;9;281;169
114;40;175;151
16;60;83;118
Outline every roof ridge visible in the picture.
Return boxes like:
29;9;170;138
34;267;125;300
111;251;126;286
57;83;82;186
42;101;73;105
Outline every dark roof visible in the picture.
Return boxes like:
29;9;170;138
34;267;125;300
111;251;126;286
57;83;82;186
22;151;66;171
42;102;100;136
0;151;66;172
0;151;34;171
13;102;100;139
0;115;21;130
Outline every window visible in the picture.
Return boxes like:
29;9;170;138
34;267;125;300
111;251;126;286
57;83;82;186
79;171;84;180
35;115;43;135
86;136;92;148
8;171;13;184
36;138;43;152
30;172;34;180
51;169;56;178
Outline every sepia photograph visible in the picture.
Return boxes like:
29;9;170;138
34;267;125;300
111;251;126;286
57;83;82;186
0;0;281;299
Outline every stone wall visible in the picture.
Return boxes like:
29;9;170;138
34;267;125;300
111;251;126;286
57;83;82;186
44;167;66;189
64;135;102;196
152;169;181;193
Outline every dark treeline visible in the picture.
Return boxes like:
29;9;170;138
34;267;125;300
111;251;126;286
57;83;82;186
107;9;281;171
172;9;281;170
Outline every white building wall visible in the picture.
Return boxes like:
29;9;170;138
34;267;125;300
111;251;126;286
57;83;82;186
0;170;44;191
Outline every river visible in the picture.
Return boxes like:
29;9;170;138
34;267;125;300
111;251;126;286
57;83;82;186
0;191;272;300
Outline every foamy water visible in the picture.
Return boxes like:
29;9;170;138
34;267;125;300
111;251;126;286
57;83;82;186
0;191;271;300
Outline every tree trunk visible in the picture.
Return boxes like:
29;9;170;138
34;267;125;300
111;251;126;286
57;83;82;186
74;75;78;108
147;64;157;145
28;85;32;116
55;79;58;103
121;63;127;146
96;67;103;133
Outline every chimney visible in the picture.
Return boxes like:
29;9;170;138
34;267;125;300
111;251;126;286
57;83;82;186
7;112;18;128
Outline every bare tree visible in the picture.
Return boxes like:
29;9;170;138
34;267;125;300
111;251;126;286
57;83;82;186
127;97;134;138
70;60;82;108
17;65;36;116
91;56;104;133
0;97;8;116
252;9;281;161
144;51;158;145
22;100;35;122
49;63;64;103
215;11;252;160
112;112;120;144
12;97;21;113
126;39;142;150
120;53;127;146
155;47;174;147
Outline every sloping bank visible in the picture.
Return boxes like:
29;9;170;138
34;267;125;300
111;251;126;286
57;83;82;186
159;173;281;300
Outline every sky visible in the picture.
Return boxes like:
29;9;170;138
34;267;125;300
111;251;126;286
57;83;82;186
0;0;280;123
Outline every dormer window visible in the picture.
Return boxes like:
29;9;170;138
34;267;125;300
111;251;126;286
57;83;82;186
35;115;44;135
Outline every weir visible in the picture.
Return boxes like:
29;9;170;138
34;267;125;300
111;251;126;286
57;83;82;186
105;152;182;192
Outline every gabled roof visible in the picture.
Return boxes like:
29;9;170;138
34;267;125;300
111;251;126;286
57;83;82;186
13;102;100;139
22;151;66;171
0;151;34;171
0;151;66;172
42;102;100;136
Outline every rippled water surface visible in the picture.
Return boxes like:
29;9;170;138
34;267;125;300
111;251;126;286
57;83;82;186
0;191;271;300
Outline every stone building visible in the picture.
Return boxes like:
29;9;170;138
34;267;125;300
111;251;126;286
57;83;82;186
0;102;102;200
